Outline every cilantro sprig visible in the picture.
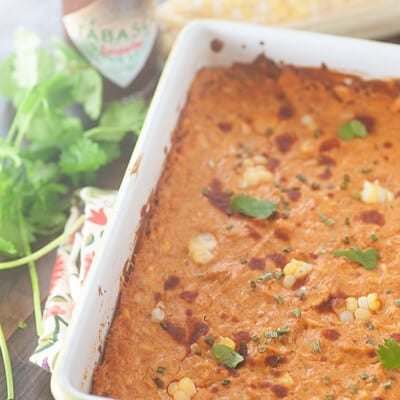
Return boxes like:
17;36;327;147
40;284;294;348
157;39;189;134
212;344;244;368
0;29;148;398
230;194;278;219
376;339;400;370
338;119;368;141
333;247;378;270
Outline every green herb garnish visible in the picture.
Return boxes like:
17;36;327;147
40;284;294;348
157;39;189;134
376;339;400;370
230;194;278;219
212;344;244;369
333;247;378;270
338;119;368;141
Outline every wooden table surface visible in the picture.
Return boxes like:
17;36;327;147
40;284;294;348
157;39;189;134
0;2;400;398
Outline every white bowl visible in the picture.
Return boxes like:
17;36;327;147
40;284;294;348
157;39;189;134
51;20;400;400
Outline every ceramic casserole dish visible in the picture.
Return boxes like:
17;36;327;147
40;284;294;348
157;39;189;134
51;20;400;399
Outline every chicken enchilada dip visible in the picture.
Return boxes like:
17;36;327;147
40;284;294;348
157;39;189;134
92;55;400;399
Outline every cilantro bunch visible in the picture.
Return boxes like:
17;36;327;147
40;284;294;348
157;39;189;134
0;29;148;399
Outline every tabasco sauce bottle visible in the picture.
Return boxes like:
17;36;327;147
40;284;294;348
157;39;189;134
62;0;159;100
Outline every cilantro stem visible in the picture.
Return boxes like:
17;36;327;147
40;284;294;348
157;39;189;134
0;323;14;400
6;90;32;144
0;215;85;270
18;210;43;336
84;126;134;139
14;99;41;149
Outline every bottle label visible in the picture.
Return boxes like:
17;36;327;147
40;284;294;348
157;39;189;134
63;0;157;88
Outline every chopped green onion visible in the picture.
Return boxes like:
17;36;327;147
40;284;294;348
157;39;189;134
274;293;284;304
311;339;321;352
156;366;166;373
292;308;302;318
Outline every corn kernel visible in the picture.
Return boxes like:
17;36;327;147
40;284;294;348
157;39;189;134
283;259;303;275
276;372;295;387
354;308;371;321
357;296;369;309
345;297;358;312
282;274;296;288
174;391;190;400
219;337;236;350
294;263;313;279
367;292;381;312
339;310;354;323
168;381;179;395
360;180;394;204
188;233;217;264
300;140;315;157
240;165;273;188
178;377;196;396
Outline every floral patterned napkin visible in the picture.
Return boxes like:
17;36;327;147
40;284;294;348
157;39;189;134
29;187;117;372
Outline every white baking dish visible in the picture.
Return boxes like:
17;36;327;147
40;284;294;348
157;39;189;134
51;20;400;400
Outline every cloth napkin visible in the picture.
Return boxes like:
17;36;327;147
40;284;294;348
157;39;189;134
29;187;117;372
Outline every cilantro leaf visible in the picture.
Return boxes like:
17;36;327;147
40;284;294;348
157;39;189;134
338;119;368;141
59;137;107;176
231;194;278;219
333;247;378;270
376;339;400;370
212;344;244;368
0;55;18;99
0;238;18;256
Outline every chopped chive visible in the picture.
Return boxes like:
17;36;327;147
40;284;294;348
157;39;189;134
195;348;203;356
257;271;274;282
366;337;375;345
349;384;358;394
326;394;336;400
320;214;335;226
274;293;284;304
277;327;291;335
221;379;231;386
240;257;248;264
359;373;368;380
361;168;372;174
257;344;267;353
283;246;292;253
160;321;168;330
311;339;321;352
383;381;392;389
250;280;257;289
370;375;378;383
394;299;400;308
156;366;166;373
265;330;279;339
365;321;375;330
295;289;306;299
340;174;350;190
296;174;308;183
370;233;378;241
274;270;283;280
344;217;350;226
226;222;234;230
292;308;302;318
311;182;320;190
343;236;350;245
204;336;214;346
202;187;210;196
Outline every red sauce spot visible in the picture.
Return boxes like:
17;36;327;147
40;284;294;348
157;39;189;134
265;355;286;368
367;349;377;357
163;321;186;344
207;179;233;215
154;292;162;302
292;276;309;289
267;157;280;172
278;105;295;120
355;114;375;133
179;291;198;303
276;134;296;153
274;227;290;241
318;154;336;166
390;333;400;342
245;224;262;240
383;141;393;148
164;275;180;290
267;253;287;269
210;39;224;53
315;295;336;313
218;122;232;132
319;137;340;152
321;329;340;341
185;309;193;317
233;331;251;344
286;188;301;202
211;385;219;393
360;210;385;226
319;168;332;180
188;320;209;345
271;384;288;398
248;258;265;270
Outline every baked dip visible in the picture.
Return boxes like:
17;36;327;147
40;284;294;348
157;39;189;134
92;55;400;399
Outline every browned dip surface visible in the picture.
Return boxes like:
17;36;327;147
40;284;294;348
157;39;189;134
92;56;400;399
